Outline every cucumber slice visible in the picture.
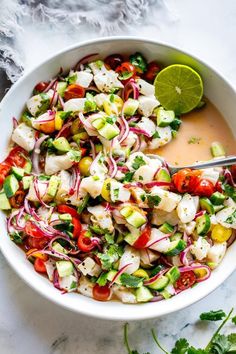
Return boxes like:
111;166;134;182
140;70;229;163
3;175;19;198
120;206;133;218
22;175;33;190
148;275;169;290
213;205;225;213
0;191;11;210
92;118;105;130
53;137;71;152
126;211;146;228
57;82;67;97
210;192;226;205
56;261;73;277
156;107;175;127
98;123;119;140
59;213;72;222
123;98;139;116
160;288;172;299
24;160;32;174
124;232;140;246
165;239;186;256
52;242;68;254
170;232;182;242
11;167;24;180
155;168;171;183
159;222;174;234
200;197;214;215
210;142;225;157
47;175;60;198
136;286;153;302
166;266;180;284
196;214;211;236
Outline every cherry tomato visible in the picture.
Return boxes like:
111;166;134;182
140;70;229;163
143;61;161;82
27;236;48;250
215;180;223;193
115;62;136;81
34;258;47;273
133;225;151;249
38;120;55;134
172;169;201;193
64;84;85;101
81;147;87;157
25;221;46;239
0;162;11;185
7;146;28;168
175;271;196;291
194;179;215;197
9;190;25;208
77;230;95;252
230;165;236;180
26;248;49;261
92;284;111;301
34;81;48;93
72;217;82;239
104;54;123;70
57;204;78;217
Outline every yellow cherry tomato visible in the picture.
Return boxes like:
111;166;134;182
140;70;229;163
71;118;81;135
78;156;93;176
193;268;207;279
133;269;149;279
103;95;123;115
211;224;232;243
55;112;63;130
26;248;48;261
101;178;112;202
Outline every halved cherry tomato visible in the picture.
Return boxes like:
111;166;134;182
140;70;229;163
6;146;28;168
38;120;55;134
77;230;95;252
193;178;215;197
81;147;87;157
231;165;236;180
143;61;161;82
27;236;48;250
115;62;136;81
57;204;78;217
104;54;123;70
172;169;201;193
215;180;223;193
133;225;151;249
72;217;82;239
175;271;196;291
0;162;11;185
34;258;47;273
92;284;111;301
9;190;25;208
26;248;49;261
34;81;48;93
25;221;46;239
64;84;85;101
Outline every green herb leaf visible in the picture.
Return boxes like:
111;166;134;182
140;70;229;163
10;231;23;244
200;310;226;322
209;334;231;354
225;210;236;225
98;244;123;271
170;118;182;131
129;52;147;73
67;73;77;84
187;348;207;354
171;338;189;354
67;149;82;162
123;172;135;182
147;194;161;207
132;156;146;170
97;272;108;286
84;99;97;113
152;131;160;139
59;111;72;120
120;273;144;288
232;317;236;325
222;184;236;202
105;233;115;245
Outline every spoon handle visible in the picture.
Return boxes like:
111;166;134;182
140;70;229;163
173;155;236;173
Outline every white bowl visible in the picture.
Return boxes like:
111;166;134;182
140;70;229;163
0;37;235;321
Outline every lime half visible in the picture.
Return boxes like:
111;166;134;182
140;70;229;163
154;64;203;114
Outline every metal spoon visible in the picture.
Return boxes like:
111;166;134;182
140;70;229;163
147;154;236;175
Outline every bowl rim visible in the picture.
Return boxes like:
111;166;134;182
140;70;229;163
0;36;236;321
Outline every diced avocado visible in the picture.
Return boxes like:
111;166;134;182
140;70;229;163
53;137;71;152
24;160;32;174
11;167;24;180
56;260;73;277
92;118;105;130
200;197;214;215
47;175;60;198
165;239;186;256
98;123;119;140
120;206;133;218
136;286;153;302
159;222;174;234
123;98;139;116
166;266;180;284
22;175;33;190
148;275;169;290
59;213;72;222
0;191;11;210
52;242;68;254
126;210;146;228
3;175;19;198
124;232;140;246
155;168;171;183
210;192;226;205
57;81;67;97
155;107;175;127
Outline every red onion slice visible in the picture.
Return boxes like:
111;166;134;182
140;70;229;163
74;53;99;71
43;78;58;93
144;181;172;188
129;127;151;138
122;79;139;101
12;117;18;129
109;263;132;287
179;264;211;282
32;134;49;175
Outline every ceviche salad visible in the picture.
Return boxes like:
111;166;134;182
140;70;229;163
1;52;235;303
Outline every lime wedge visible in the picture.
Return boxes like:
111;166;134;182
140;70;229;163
154;64;203;114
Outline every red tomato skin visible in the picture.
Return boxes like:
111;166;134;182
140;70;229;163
92;284;111;301
72;217;82;239
172;169;201;194
27;237;48;250
25;221;46;239
175;271;196;291
7;146;28;168
34;81;48;93
104;54;123;70
230;165;236;180
194;179;215;197
143;61;161;82
77;230;95;252
34;258;47;273
115;62;136;80
57;205;78;218
64;84;85;101
0;163;11;185
133;225;151;249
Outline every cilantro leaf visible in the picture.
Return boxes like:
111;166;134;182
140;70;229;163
152;131;160;139
200;310;226;322
120;273;144;288
222;184;236;202
129;52;147;73
67;149;81;162
123;172;134;182
98;244;123;270
228;333;236;352
67;73;77;84
171;338;189;354
225;210;236;225
132;156;146;170
97;272;108;286
170;118;182;131
188;348;207;354
231;316;236;325
104;233;115;245
147;194;161;207
209;334;230;354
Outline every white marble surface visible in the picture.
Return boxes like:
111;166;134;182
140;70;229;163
1;0;236;353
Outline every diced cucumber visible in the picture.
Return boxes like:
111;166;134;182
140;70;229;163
124;232;140;246
98;123;119;140
106;270;117;282
166;266;180;284
213;205;225;213
11;167;24;180
57;82;67;97
123;98;139;116
24;160;32;174
92;118;105;130
165;239;186;256
22;175;33;190
126;211;146;228
52;242;68;254
95;144;103;153
211;142;225;157
155;107;175;127
148;275;169;290
200;197;214;215
155;168;171;183
159;222;174;234
3;175;19;198
196;213;211;236
120;206;133;218
210;192;226;205
56;261;73;277
47;175;60;198
59;213;72;222
160;288;172;299
53;137;71;152
77;194;89;214
136;286;153;302
0;191;11;210
170;232;182;242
